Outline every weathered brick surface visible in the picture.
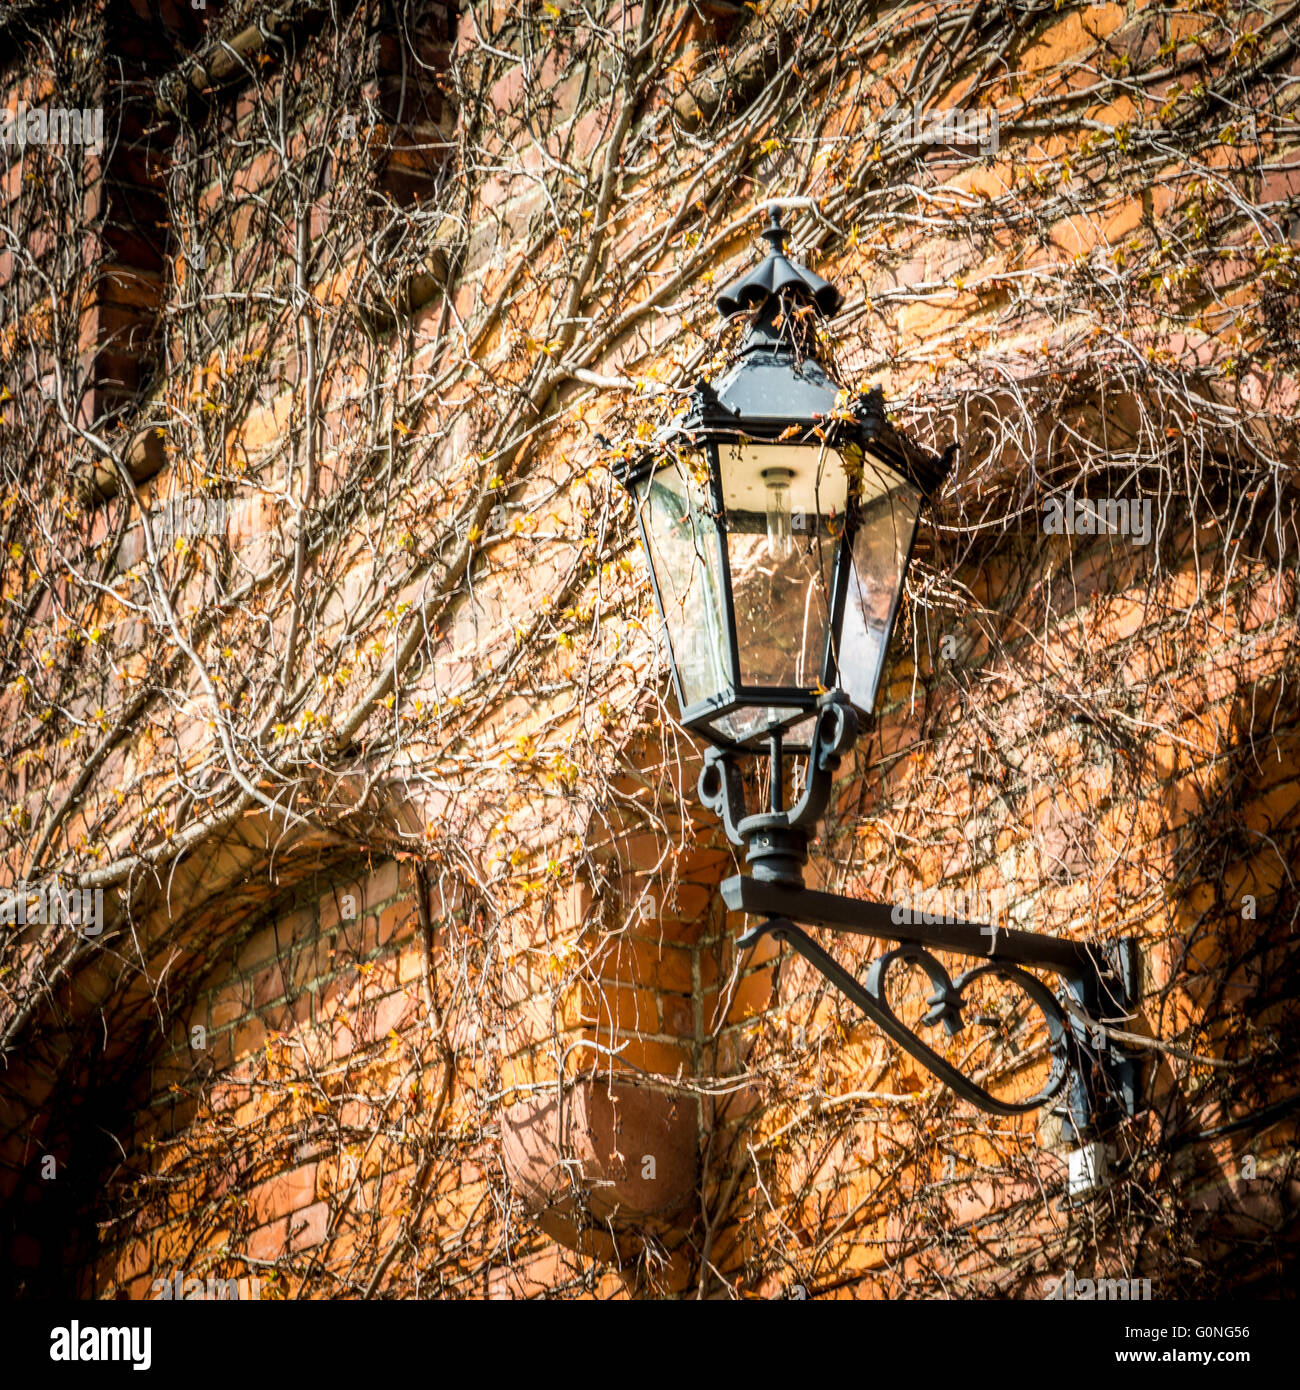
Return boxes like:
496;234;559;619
2;0;1298;1303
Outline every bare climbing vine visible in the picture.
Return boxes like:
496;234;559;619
1;0;1298;1298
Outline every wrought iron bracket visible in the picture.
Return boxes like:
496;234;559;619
726;878;1139;1137
739;913;1072;1118
697;697;1141;1136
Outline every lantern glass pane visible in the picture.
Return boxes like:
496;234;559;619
708;705;806;746
783;714;817;748
637;453;731;710
720;440;847;692
835;465;920;714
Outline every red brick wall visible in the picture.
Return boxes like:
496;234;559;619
3;0;1299;1300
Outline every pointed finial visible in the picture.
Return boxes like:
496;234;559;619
760;213;788;256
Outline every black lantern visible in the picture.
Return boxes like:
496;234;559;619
612;214;1141;1141
619;216;953;754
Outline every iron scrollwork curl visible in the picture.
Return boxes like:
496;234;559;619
865;945;1071;1115
698;746;748;846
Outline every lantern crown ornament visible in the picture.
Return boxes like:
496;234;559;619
714;213;842;320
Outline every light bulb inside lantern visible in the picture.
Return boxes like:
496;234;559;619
763;467;794;560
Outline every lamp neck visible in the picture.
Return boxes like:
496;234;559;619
740;821;813;888
697;694;859;890
736;729;811;887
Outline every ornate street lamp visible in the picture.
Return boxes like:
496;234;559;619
616;214;1139;1143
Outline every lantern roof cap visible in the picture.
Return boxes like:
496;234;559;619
715;215;842;320
709;349;841;426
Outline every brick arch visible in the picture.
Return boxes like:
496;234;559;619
90;848;433;1299
1;723;761;1295
0;805;373;1295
